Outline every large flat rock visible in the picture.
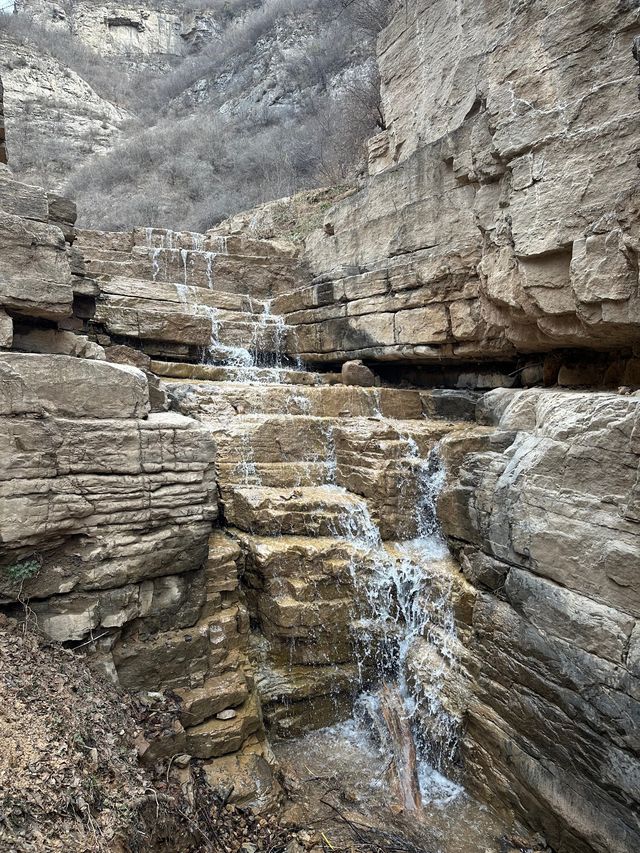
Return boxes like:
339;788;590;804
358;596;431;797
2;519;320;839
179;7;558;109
0;353;150;418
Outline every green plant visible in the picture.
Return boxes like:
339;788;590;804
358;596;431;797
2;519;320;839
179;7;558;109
4;555;41;584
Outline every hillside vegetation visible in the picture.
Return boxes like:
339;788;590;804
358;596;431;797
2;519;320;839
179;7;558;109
0;0;390;230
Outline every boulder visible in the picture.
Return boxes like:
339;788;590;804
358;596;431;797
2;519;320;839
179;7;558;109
341;359;376;387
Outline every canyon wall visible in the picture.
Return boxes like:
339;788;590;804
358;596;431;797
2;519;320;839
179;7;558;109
296;0;640;372
1;1;640;850
0;76;6;166
288;2;640;851
0;95;277;810
439;390;640;853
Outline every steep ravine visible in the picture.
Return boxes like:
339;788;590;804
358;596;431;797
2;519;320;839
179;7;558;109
1;0;640;851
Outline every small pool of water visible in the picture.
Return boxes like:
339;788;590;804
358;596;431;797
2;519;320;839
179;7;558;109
275;720;534;853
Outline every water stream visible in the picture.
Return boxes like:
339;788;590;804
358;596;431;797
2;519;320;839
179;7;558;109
145;228;301;383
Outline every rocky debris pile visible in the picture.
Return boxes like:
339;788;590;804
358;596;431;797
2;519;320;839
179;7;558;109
0;617;303;852
0;617;164;852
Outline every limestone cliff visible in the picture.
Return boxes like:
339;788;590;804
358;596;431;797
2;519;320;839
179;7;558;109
300;0;640;369
0;76;6;165
15;0;219;58
1;0;384;226
0;80;278;813
0;26;128;190
438;390;640;853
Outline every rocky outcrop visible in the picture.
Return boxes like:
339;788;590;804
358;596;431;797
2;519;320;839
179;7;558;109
0;76;6;166
2;0;640;845
15;0;219;58
0;28;127;191
438;389;640;853
297;0;640;367
0;104;277;809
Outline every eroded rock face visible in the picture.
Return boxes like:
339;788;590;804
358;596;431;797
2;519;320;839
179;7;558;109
297;0;640;364
0;30;128;191
0;102;277;808
167;377;468;739
0;77;6;166
15;0;219;58
75;227;304;362
438;389;640;853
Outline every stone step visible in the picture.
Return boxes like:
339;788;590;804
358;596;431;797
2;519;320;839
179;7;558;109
166;379;425;420
255;659;359;737
207;411;455;465
210;415;337;488
184;692;262;760
152;361;329;385
223;485;377;538
234;531;367;583
95;280;295;351
202;412;461;503
99;276;254;313
75;228;134;254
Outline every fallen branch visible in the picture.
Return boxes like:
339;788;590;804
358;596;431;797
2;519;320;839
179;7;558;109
379;685;422;812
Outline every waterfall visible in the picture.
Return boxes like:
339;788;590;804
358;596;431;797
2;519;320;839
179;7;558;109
205;251;215;289
180;248;189;287
199;296;300;384
143;228;301;382
151;248;162;282
337;446;461;800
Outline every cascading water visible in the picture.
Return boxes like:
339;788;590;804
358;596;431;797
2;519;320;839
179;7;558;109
326;443;462;803
201;296;301;384
144;227;303;383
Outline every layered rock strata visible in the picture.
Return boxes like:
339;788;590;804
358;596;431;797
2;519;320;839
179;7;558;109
0;28;128;191
0;116;277;808
438;389;640;853
74;227;303;364
168;377;469;737
0;77;6;166
296;0;640;370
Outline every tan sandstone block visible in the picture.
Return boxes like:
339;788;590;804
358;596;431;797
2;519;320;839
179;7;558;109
0;353;149;418
395;305;449;344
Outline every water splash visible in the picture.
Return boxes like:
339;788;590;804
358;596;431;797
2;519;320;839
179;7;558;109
334;446;461;789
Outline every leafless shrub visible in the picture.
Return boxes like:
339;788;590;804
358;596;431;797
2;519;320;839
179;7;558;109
6;0;394;229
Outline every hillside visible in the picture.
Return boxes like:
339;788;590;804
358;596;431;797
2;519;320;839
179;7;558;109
0;0;388;229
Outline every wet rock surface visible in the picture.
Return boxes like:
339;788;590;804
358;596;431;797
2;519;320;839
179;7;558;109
1;1;640;846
